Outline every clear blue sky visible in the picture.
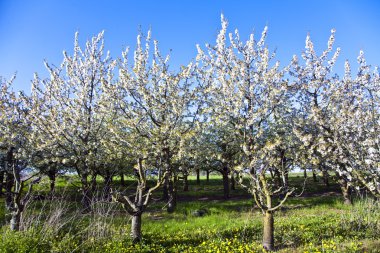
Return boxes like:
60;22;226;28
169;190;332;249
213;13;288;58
1;0;380;92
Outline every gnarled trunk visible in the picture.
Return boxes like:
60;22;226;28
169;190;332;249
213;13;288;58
335;169;352;205
10;211;21;231
5;172;14;210
80;174;92;212
342;186;352;205
338;176;352;205
222;166;229;199
262;211;274;251
167;177;177;213
131;213;142;243
162;174;169;201
47;170;56;194
114;158;151;244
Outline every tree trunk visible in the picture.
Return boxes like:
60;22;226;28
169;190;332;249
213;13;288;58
342;186;352;205
279;169;289;199
47;170;56;194
120;173;125;186
5;172;14;210
206;170;210;183
0;171;5;195
334;164;352;204
230;171;236;191
322;169;329;188
274;168;282;189
196;168;200;185
90;172;97;193
80;174;92;212
103;173;113;201
10;211;21;231
167;177;177;213
262;211;274;251
183;174;189;192
312;170;318;182
162;174;169;201
131;213;142;243
222;167;229;199
284;170;289;190
338;176;352;205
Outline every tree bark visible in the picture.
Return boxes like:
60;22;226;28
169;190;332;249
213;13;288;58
312;169;318;182
334;167;352;205
206;170;210;183
338;177;352;205
322;169;329;188
222;167;229;199
284;170;289;190
5;172;14;210
162;174;169;201
230;171;236;190
47;170;56;194
274;168;282;189
342;186;352;205
196;168;200;185
80;174;92;212
262;211;274;251
120;173;125;186
183;174;189;191
131;213;142;243
10;211;21;231
90;172;97;193
167;177;177;213
0;171;5;195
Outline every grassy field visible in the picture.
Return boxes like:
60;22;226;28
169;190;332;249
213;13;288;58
1;174;380;252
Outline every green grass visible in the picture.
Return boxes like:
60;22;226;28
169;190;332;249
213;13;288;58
1;173;379;252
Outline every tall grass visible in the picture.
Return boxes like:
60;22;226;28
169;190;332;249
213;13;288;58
340;198;380;236
1;175;380;252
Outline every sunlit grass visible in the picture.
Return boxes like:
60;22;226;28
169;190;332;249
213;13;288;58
1;174;379;252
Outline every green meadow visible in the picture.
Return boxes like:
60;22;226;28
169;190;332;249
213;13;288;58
1;174;380;252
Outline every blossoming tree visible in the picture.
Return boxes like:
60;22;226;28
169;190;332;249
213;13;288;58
29;31;116;211
0;76;42;231
196;15;295;251
330;52;380;198
111;30;200;242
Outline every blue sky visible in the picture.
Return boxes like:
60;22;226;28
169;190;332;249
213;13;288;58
1;0;380;92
